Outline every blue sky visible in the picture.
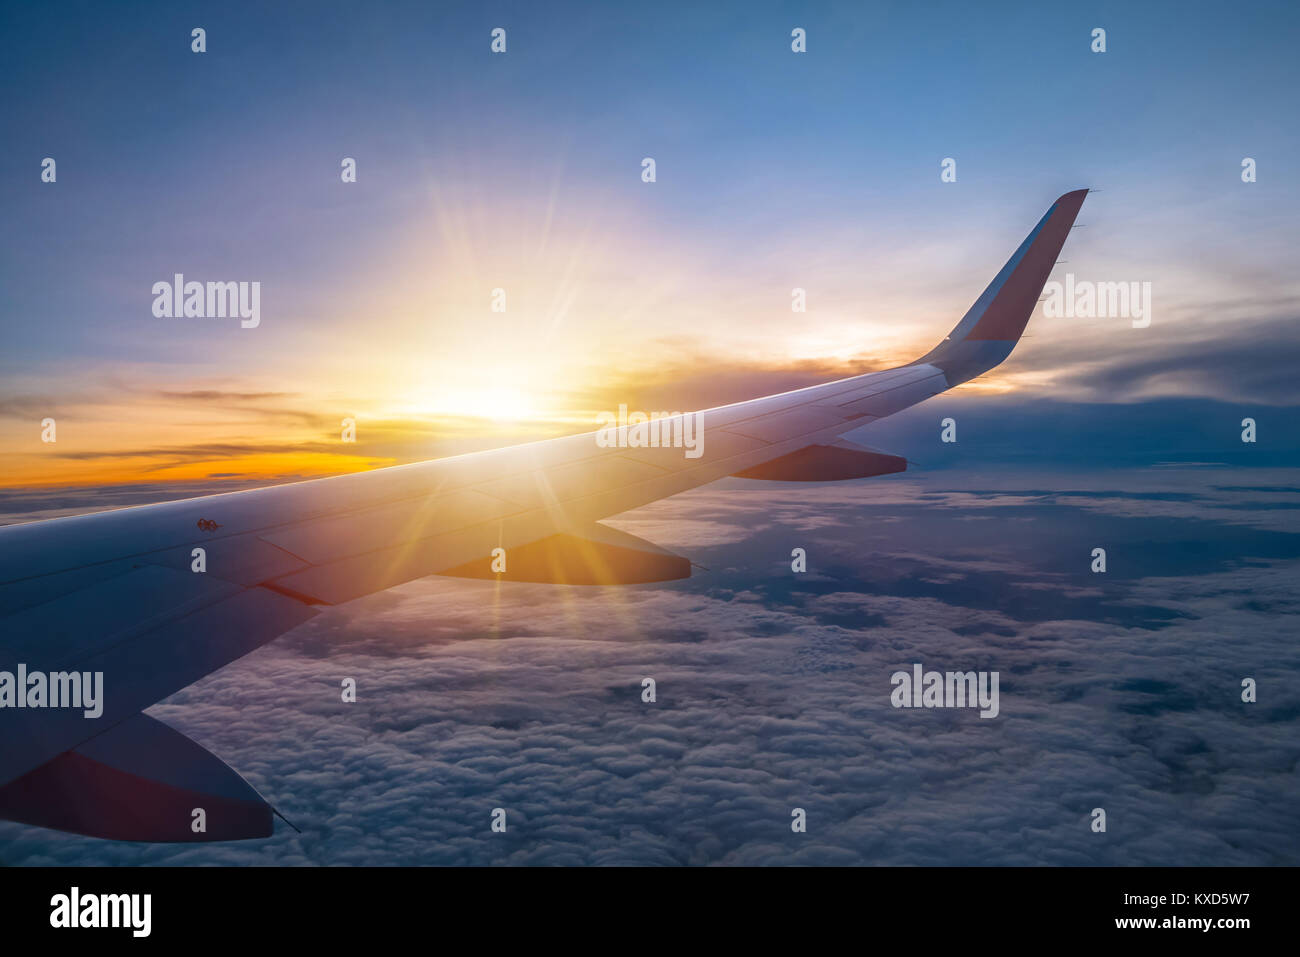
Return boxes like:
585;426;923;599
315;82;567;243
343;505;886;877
3;0;1296;376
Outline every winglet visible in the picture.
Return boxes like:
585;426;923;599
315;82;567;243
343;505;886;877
917;189;1088;383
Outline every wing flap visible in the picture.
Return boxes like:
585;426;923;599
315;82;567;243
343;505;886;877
834;367;948;418
720;405;853;444
2;564;242;665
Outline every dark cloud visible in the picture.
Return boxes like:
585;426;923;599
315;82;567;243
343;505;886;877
46;443;346;462
156;391;300;402
1025;312;1300;406
0;392;100;420
860;397;1300;471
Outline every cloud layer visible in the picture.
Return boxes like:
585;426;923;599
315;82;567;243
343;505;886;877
2;470;1297;865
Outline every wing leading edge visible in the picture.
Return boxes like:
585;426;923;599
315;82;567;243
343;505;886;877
0;190;1087;838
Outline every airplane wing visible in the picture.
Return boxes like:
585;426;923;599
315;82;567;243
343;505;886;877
0;189;1088;841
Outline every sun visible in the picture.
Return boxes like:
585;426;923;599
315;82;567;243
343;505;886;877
407;385;548;423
